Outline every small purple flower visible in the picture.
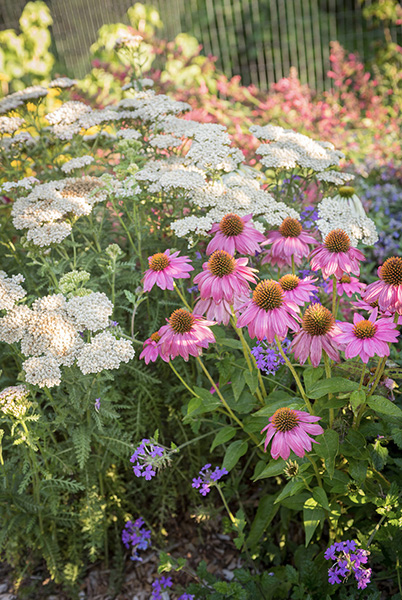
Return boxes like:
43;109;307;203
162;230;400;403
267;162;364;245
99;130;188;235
150;576;173;600
178;595;195;600
130;438;175;481
121;518;151;561
324;540;371;589
94;398;101;411
251;337;290;375
192;464;228;496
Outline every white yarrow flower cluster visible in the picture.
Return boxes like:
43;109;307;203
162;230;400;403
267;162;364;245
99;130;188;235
0;116;25;134
1;132;36;153
0;278;134;388
61;155;94;173
135;158;206;193
12;176;108;246
0;385;31;418
48;77;78;89
171;173;299;240
116;90;191;122
116;128;141;140
316;170;355;185
0;86;48;114
0;271;26;310
114;33;143;49
317;196;378;246
1;177;40;192
251;124;344;171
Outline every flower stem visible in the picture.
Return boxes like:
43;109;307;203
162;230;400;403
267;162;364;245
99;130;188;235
367;356;387;398
323;352;334;428
196;356;261;446
169;362;198;396
291;254;295;276
307;455;323;487
174;282;192;311
215;483;236;523
275;336;313;414
332;276;337;318
358;363;366;391
230;313;265;404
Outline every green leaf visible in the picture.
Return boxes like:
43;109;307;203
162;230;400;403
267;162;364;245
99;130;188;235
367;396;402;419
244;370;259;394
72;426;91;470
231;369;246;401
185;393;220;418
350;390;366;412
314;430;339;479
210;426;237;452
285;564;299;584
275;479;310;504
370;440;389;470
252;391;304;417
312;486;330;511
247;495;280;548
123;289;137;304
325;469;350;493
308;377;359;399
348;459;368;484
341;430;369;459
222;440;248;471
303;498;325;546
253;458;287;480
303;367;324;391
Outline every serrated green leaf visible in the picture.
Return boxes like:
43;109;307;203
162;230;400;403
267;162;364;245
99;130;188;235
72;426;91;470
367;395;402;419
222;440;248;471
350;390;366;412
210;426;237;452
341;429;369;459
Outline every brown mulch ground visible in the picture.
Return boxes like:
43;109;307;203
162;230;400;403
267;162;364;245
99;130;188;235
0;513;242;599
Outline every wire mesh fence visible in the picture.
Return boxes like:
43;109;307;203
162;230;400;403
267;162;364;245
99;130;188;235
1;0;401;90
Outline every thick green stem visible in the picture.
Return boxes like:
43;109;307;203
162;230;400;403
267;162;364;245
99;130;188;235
215;483;236;524
307;455;322;488
358;363;367;391
275;336;313;414
367;356;387;398
291;254;295;276
332;276;337;318
323;352;334;428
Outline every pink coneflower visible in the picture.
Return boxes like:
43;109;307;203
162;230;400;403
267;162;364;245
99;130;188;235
194;293;248;326
334;309;399;363
193;250;257;304
352;298;402;324
261;407;324;460
291;303;342;367
159;308;215;361
143;250;193;292
139;331;162;364
262;217;317;268
362;256;402;314
279;274;317;306
206;213;265;256
236;279;299;342
309;229;365;279
336;274;366;297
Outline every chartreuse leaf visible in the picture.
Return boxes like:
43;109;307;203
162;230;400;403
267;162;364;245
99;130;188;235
312;486;330;511
210;426;237;452
247;495;280;548
308;377;358;399
314;429;339;479
303;498;325;546
367;395;402;418
222;440;248;471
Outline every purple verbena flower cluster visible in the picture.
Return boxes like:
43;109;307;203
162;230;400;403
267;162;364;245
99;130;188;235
150;576;173;600
177;595;195;600
251;337;291;375
300;205;319;229
121;518;151;561
130;438;167;481
192;463;228;496
325;540;371;590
